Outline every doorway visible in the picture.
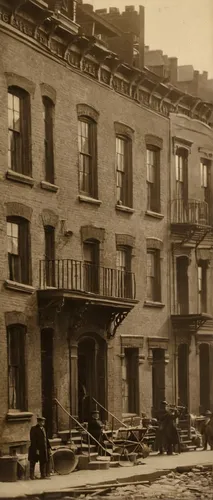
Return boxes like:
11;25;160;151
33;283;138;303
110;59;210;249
78;335;106;422
41;328;54;438
199;343;210;414
152;348;165;416
178;343;189;408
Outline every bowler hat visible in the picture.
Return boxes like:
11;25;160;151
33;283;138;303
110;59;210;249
37;415;46;421
161;401;168;405
205;410;212;416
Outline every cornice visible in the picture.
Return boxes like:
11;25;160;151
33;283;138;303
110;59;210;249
0;1;212;124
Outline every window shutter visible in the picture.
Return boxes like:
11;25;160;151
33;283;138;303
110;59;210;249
21;93;31;176
89;121;98;198
125;139;133;207
19;220;31;285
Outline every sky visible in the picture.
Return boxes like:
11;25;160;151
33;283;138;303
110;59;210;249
90;0;213;78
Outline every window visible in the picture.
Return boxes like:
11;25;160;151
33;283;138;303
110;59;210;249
44;226;55;287
7;217;31;284
146;147;160;212
116;246;132;298
78;118;97;198
175;149;188;200
176;256;189;315
8;325;26;411
200;160;210;204
122;348;139;414
8;87;31;176
83;239;99;293
43;97;54;184
146;249;161;302
116;136;132;207
198;261;207;313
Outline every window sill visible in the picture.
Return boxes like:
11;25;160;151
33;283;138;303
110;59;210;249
6;411;33;422
144;300;165;308
78;194;102;206
145;210;164;220
40;180;59;192
6;170;34;187
4;280;35;294
116;204;135;214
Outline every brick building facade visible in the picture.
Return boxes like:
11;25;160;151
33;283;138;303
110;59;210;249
0;0;212;455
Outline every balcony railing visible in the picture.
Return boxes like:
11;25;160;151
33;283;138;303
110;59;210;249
39;260;136;300
171;199;210;225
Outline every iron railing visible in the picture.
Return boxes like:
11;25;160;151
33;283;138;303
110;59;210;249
171;199;210;225
39;260;136;300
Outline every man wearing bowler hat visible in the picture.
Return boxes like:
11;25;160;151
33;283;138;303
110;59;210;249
28;415;52;479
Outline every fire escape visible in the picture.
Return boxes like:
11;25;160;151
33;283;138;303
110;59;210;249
171;198;213;335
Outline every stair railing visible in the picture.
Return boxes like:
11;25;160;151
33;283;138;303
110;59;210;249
54;398;108;458
92;397;128;429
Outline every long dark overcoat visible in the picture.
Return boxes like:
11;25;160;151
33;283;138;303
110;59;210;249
28;424;51;463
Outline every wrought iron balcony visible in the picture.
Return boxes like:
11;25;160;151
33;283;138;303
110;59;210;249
39;259;136;301
171;199;210;226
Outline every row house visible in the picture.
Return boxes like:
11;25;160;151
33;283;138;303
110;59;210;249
0;0;212;455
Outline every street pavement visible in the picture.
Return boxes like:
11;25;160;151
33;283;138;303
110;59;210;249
0;450;213;498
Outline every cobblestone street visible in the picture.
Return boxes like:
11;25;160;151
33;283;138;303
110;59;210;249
90;467;213;499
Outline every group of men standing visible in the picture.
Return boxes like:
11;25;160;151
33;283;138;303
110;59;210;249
156;401;181;455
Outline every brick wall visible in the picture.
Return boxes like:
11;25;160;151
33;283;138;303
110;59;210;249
0;26;170;447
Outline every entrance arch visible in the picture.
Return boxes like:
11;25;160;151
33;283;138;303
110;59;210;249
199;343;210;414
78;334;107;422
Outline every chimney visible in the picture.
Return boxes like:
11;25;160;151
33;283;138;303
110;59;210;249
125;5;135;12
109;7;119;13
169;57;178;84
95;8;107;14
138;5;145;69
82;3;93;12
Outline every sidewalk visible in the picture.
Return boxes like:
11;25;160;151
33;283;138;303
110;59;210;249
0;450;213;498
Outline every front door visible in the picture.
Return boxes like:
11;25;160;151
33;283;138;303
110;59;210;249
78;336;106;422
199;343;210;413
178;343;189;408
152;348;165;416
41;328;54;438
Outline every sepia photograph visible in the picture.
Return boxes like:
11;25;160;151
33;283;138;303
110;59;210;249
0;0;213;498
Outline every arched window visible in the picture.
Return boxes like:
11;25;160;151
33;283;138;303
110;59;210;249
8;86;31;176
78;117;97;198
116;134;132;208
83;238;99;293
43;96;55;184
7;216;31;285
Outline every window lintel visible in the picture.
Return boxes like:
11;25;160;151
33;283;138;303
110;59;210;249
173;136;193;155
114;122;134;139
77;104;99;122
146;237;163;250
6;73;35;96
145;134;163;150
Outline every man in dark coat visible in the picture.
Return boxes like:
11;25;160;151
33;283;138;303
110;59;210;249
156;401;181;455
88;411;105;455
28;416;52;479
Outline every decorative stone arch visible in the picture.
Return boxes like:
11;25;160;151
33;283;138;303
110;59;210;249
41;209;59;228
5;311;27;327
116;233;136;258
114;121;134;139
40;83;56;104
77;104;99;122
5;72;36;96
145;134;163;149
146;237;163;251
5;202;33;221
172;136;193;155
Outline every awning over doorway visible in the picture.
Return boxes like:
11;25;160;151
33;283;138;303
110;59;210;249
171;313;213;334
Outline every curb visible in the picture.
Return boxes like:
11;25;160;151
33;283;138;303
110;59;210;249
0;463;212;500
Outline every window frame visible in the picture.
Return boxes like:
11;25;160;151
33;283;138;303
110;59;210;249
8;86;31;177
78;116;98;198
116;134;133;208
83;239;99;293
146;145;161;213
116;245;132;298
7;216;31;285
7;324;26;412
146;248;161;302
43;96;55;184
